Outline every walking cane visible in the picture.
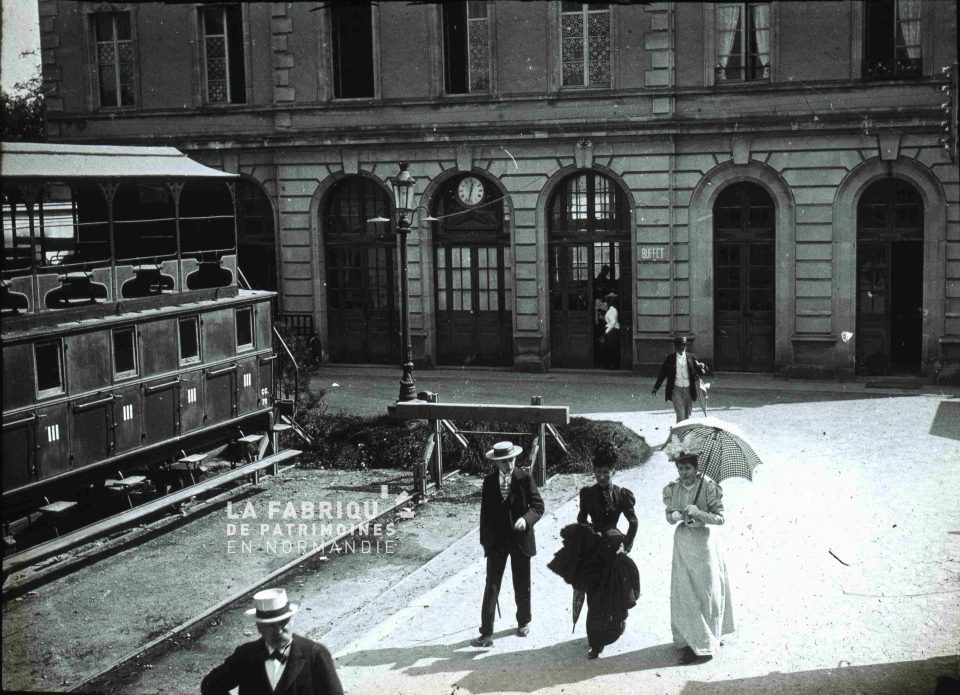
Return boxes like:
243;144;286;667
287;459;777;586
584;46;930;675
496;599;501;619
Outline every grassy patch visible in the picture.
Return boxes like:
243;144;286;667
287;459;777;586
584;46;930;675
295;406;651;475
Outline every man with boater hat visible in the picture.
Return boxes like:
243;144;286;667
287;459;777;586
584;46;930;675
652;335;707;422
471;441;545;648
201;588;343;695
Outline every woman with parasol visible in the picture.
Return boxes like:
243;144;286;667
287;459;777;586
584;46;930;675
662;437;735;665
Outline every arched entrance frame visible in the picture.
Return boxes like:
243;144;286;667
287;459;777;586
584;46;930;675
419;168;515;367
308;170;392;364
236;173;280;294
536;164;637;370
689;162;795;369
833;157;946;375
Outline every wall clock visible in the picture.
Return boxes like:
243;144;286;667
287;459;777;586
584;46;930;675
456;176;485;206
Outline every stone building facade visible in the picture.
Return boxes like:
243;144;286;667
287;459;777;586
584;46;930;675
38;1;959;380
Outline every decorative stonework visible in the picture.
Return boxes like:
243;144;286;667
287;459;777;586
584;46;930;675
644;4;673;92
271;6;295;103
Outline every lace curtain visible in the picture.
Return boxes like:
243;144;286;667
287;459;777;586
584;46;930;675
896;0;921;60
752;4;770;71
716;5;742;77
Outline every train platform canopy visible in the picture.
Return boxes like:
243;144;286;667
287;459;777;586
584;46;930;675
1;142;237;179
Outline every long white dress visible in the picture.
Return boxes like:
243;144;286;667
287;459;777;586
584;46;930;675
663;476;735;655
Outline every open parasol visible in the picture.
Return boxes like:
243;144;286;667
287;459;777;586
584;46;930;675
665;416;765;506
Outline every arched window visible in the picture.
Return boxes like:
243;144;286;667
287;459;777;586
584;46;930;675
547;172;630;369
432;173;512;366
856;178;923;375
236;179;277;292
323;177;397;364
713;181;775;371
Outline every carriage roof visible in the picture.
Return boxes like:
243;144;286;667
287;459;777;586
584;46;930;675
1;142;237;180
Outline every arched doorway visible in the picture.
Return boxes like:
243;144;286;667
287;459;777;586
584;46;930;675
323;177;397;364
713;182;775;371
432;173;513;366
236;179;278;292
856;178;923;375
547;172;631;369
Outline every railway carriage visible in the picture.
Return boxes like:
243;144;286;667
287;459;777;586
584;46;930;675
1;142;287;548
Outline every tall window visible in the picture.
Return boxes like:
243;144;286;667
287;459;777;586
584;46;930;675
560;2;611;88
331;1;375;98
93;12;135;107
863;0;922;79
201;4;246;104
442;1;490;94
715;3;770;82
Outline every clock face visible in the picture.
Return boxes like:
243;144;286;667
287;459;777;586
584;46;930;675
456;176;485;207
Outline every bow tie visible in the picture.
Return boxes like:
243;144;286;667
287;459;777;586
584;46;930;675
269;649;289;664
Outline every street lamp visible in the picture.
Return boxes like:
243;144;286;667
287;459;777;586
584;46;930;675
370;162;437;402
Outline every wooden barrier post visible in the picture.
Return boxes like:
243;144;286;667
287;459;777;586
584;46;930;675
531;396;547;487
429;393;443;488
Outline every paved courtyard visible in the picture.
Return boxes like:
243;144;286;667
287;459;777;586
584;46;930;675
315;368;960;694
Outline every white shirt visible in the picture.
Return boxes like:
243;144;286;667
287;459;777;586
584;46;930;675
500;472;511;499
604;307;619;333
264;642;290;690
675;352;690;388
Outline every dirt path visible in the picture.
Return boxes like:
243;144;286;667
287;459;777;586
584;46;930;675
75;470;591;694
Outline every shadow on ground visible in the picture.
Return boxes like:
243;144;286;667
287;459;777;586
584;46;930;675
929;399;960;441
341;637;679;693
680;655;958;695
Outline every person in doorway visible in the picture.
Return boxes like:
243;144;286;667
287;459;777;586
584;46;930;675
600;293;621;370
662;442;734;665
652;336;707;422
471;441;545;648
201;588;343;695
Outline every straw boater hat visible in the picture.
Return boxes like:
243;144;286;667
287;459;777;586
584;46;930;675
245;588;299;624
485;441;523;461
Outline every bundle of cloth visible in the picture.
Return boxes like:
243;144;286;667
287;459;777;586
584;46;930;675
547;523;640;657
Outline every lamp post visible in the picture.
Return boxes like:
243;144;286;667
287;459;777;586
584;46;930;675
388;163;420;402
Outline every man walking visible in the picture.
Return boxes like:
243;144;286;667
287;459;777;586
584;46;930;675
471;441;545;648
652;336;707;422
201;588;343;695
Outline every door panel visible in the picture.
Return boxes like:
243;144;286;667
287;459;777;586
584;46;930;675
205;367;236;425
890;241;923;370
71;396;113;468
436;245;512;366
236;356;259;415
143;378;179;445
326;246;397;364
179;369;204;433
3;419;36;490
112;384;142;455
549;245;592;368
35;402;71;480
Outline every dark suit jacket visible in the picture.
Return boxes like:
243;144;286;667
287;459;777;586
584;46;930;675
479;466;544;557
653;352;706;402
201;634;343;695
577;483;639;549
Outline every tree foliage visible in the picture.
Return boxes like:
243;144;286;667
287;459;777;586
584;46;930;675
1;54;45;142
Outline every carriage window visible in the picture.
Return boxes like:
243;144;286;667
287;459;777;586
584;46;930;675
35;340;65;396
179;316;201;363
112;327;138;378
236;308;253;350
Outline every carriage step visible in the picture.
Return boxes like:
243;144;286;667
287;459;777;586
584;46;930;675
39;500;78;516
